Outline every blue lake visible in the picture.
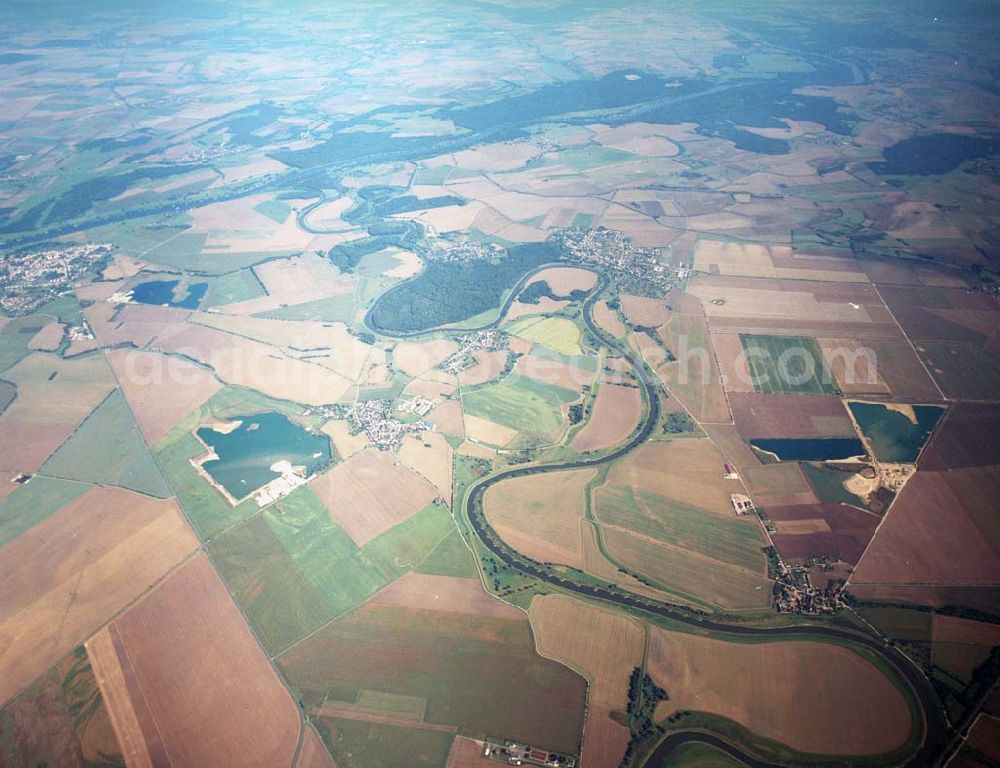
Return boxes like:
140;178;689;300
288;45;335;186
848;402;944;463
750;437;866;462
196;412;331;500
132;279;208;310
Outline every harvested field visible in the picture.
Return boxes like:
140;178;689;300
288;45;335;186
851;467;1000;586
817;337;890;396
457;350;508;387
529;266;598;295
713;332;755;393
730;392;855;439
427;400;466;438
0;486;197;706
620;294;669;328
108;349;222;445
153;323;354;405
601;527;772;611
27;321;64;351
189;313;378;383
571;382;642;452
603;440;743;516
463;413;517;446
90;555;301;768
399;431;454;505
690;276;897;338
504;296;569;322
369;573;520;619
447;737;495;767
311;449;438;546
693;240;780;278
657;296;730;423
278;601;587;755
485;468;596;569
646;628;913;755
394;339;459;377
530;594;643;708
296;727;336;768
768;503;879;565
321;419;370;458
581;707;630;768
879;285;998;345
0;353;115;472
850;584;1000;615
592;300;626;338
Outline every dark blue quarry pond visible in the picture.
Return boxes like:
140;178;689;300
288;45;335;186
132;279;208;310
750;437;867;462
196;412;331;500
848;401;944;463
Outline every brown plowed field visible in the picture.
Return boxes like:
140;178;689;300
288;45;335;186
646;628;912;755
311;449;438;546
768;503;880;565
919;403;1000;471
485;468;596;569
570;383;641;452
730;392;856;439
107;349;222;445
0;486;197;706
851;467;1000;586
90;555;301;768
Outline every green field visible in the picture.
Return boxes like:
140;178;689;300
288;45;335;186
202;268;267;309
0;380;15;415
157;432;258;538
41;389;171;498
258;293;356;322
739;334;837;395
652;741;748;767
210;490;454;654
0;476;89;548
595;486;766;573
415;529;479;579
508;315;584;356
252;198;291;223
463;373;578;440
0;317;47;374
314;717;453;768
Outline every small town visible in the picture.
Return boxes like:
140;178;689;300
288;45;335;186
438;329;509;374
0;242;112;316
431;240;507;263
550;226;675;295
318;399;430;450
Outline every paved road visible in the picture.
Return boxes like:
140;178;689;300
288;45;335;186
374;268;949;767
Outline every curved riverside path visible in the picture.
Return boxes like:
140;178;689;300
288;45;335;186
368;267;949;767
